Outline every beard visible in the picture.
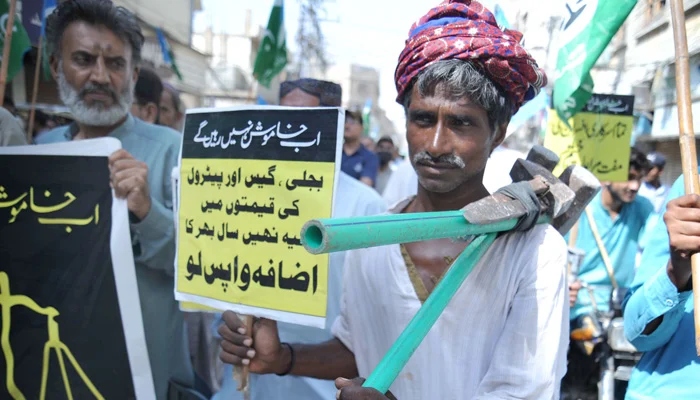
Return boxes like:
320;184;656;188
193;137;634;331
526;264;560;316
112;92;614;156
57;62;134;127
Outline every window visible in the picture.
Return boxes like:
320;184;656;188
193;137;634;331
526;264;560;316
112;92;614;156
645;0;667;22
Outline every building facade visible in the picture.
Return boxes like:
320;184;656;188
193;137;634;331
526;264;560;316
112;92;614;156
592;0;700;185
10;0;208;117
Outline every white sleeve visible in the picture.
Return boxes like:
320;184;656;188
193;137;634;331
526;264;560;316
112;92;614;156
331;249;359;352
474;227;569;399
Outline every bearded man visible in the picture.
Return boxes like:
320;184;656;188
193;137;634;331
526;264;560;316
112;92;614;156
218;1;568;399
35;1;194;398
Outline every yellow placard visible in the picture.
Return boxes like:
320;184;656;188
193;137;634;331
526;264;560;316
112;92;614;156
544;105;634;182
176;159;333;318
179;301;221;312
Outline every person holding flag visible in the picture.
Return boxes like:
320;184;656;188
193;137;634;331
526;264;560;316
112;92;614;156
623;172;700;399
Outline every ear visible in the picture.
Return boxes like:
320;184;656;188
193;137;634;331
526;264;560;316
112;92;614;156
144;102;159;124
132;66;140;85
490;123;507;152
49;55;60;80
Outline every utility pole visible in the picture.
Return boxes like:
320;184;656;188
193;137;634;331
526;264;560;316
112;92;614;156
295;0;330;78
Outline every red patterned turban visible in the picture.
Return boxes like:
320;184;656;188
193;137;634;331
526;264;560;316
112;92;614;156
395;0;547;112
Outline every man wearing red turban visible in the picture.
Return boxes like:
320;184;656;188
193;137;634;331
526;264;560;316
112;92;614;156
218;2;567;399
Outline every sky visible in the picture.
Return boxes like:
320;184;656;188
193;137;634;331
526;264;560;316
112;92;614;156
192;0;539;131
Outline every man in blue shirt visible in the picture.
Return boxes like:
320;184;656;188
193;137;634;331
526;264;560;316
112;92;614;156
564;148;654;398
341;109;379;187
37;1;193;398
638;152;671;214
623;171;700;399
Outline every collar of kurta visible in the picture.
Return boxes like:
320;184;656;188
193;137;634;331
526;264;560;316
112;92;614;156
65;113;136;141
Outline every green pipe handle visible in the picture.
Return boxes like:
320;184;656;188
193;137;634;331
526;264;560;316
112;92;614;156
302;211;518;254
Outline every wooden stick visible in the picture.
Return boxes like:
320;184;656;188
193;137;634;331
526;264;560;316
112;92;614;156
27;35;44;143
669;0;700;356
234;315;255;397
0;0;18;103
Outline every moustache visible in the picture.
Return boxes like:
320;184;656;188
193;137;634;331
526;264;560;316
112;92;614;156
412;151;466;169
80;84;117;101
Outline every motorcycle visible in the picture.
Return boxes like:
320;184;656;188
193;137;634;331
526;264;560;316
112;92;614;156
566;248;643;400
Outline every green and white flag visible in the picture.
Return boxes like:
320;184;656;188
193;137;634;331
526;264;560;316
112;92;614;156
553;0;637;122
253;0;287;88
0;0;31;83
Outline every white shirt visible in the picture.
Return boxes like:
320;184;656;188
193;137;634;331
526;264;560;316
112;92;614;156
332;197;569;400
637;181;670;214
213;171;388;400
382;146;524;207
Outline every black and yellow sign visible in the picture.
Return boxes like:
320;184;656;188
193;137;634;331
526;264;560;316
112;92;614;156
0;150;146;399
544;93;635;182
175;107;342;327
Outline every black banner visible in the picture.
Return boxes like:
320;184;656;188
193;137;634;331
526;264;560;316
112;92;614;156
0;155;135;399
581;93;635;116
181;108;340;162
550;93;635;116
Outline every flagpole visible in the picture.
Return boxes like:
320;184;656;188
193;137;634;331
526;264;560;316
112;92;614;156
27;35;44;142
669;0;700;356
0;0;18;103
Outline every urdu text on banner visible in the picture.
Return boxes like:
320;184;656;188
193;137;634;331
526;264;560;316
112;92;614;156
544;93;635;182
0;138;155;399
175;106;343;328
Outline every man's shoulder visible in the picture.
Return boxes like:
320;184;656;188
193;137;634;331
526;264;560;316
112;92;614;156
499;224;567;263
130;118;181;149
34;125;71;144
358;144;378;159
632;195;655;218
522;224;566;247
336;172;386;214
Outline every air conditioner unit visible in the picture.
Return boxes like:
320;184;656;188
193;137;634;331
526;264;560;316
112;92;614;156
632;84;652;111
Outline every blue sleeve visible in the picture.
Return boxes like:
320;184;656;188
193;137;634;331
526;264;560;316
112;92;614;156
131;198;176;275
361;152;379;183
637;196;656;241
211;313;224;338
623;173;694;351
130;140;179;275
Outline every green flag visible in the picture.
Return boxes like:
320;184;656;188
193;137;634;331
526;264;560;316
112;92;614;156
553;0;637;123
0;0;31;83
253;0;287;88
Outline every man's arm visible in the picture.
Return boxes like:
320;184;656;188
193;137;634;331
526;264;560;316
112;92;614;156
218;311;358;380
130;195;176;275
623;188;697;351
0;111;27;146
119;144;179;275
278;338;359;380
474;227;568;399
360;153;379;187
623;265;691;351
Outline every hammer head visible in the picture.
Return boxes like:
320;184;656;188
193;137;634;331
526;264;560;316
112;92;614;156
551;165;601;235
510;159;575;219
526;145;560;172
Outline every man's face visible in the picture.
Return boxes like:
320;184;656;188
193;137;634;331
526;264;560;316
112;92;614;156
644;165;662;182
159;89;181;129
605;168;644;204
130;101;158;124
51;21;137;126
376;140;394;154
344;114;363;142
279;88;321;107
376;140;394;166
406;86;504;193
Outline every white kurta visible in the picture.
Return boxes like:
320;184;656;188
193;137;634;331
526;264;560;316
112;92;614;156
332;198;569;400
